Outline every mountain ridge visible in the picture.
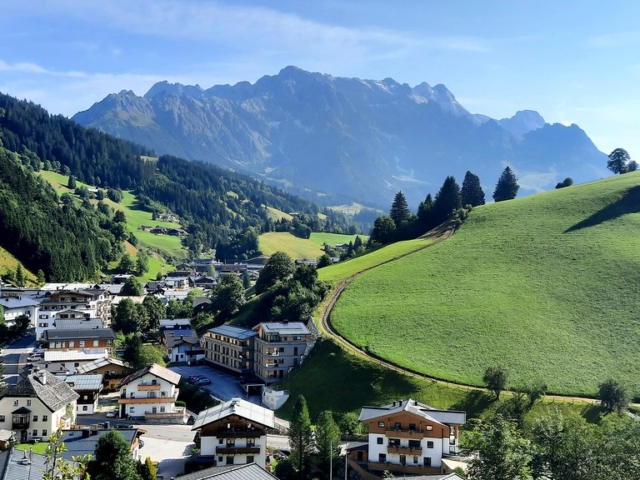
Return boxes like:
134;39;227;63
73;66;608;208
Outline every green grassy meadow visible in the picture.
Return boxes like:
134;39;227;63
330;173;640;398
0;246;36;285
259;232;368;259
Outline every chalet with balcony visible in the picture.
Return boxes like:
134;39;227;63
36;317;105;340
162;328;201;363
75;357;130;390
117;363;183;422
64;374;104;415
37;288;111;330
43;348;110;375
202;326;257;376
253;321;312;385
358;399;466;476
43;327;116;354
192;398;275;469
0;368;78;443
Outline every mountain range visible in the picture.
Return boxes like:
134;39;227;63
73;66;608;208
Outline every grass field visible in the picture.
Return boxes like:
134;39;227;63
38;171;187;260
259;232;369;259
330;172;640;398
0;246;36;285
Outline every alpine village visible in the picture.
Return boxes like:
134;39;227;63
1;23;640;480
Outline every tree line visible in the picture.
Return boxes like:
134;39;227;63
371;167;520;245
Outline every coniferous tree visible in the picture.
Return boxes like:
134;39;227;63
67;175;77;189
433;176;462;225
15;264;26;287
289;395;314;479
389;191;410;228
493;167;520;202
461;170;486;206
316;411;341;467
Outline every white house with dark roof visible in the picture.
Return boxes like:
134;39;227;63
43;327;116;354
0;296;40;327
35;316;105;340
118;363;183;422
63;374;104;415
0;368;79;443
358;399;466;476
37;288;111;328
162;328;201;363
192;398;275;469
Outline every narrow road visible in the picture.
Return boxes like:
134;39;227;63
318;226;600;405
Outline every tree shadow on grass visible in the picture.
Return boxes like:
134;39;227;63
564;185;640;233
451;390;495;418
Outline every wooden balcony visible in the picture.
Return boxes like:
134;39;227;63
368;462;442;475
386;428;426;439
216;446;260;455
215;430;263;439
119;396;177;404
138;383;161;391
388;445;422;455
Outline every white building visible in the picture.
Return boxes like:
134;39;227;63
359;399;466;476
64;374;104;415
35;317;104;340
0;368;79;443
43;348;110;375
117;363;183;422
192;398;275;469
0;296;40;327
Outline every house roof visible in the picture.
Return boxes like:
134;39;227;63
64;374;104;392
6;369;79;412
0;297;40;309
44;328;115;341
59;428;139;461
359;398;466;426
75;357;127;374
159;318;192;328
176;463;277;480
385;475;464;480
52;318;104;330
164;329;200;348
44;349;110;362
192;397;275;431
257;322;310;336
0;449;47;480
119;363;181;388
0;429;14;442
207;325;257;340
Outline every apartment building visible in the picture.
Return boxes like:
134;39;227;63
202;325;257;376
37;289;111;332
253;322;312;385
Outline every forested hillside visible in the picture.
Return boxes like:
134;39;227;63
0;145;124;281
0;93;353;261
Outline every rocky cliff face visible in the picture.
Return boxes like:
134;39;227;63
73;66;608;208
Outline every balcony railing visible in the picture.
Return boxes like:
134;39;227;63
386;428;427;439
216;446;260;455
138;383;161;390
215;429;263;439
388;445;422;455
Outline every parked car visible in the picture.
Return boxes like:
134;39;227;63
106;409;116;418
188;375;205;382
196;378;212;385
32;348;45;355
187;415;195;425
115;424;133;429
27;354;43;362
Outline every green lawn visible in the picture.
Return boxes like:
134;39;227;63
331;173;640;398
16;442;49;454
0;245;37;285
259;232;369;259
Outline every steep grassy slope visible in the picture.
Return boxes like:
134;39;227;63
331;173;640;398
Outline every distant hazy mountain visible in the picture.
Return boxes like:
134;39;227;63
73;66;608;208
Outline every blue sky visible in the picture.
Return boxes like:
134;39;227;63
1;0;638;159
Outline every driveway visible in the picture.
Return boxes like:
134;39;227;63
169;364;262;405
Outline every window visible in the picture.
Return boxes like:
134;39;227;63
394;422;401;430
409;440;420;449
409;423;416;431
26;400;31;406
378;454;386;463
74;363;80;368
93;340;99;347
160;407;165;413
450;425;456;436
33;429;38;436
427;441;434;448
378;421;385;428
389;439;400;447
42;415;48;422
69;341;75;348
247;438;255;447
39;322;48;327
42;429;48;436
247;455;254;463
130;392;134;398
376;437;383;445
413;456;419;464
82;406;88;411
423;457;431;467
226;439;235;447
400;455;406;465
426;425;433;431
226;457;233;465
33;415;38;422
13;400;18;407
218;456;223;462
219;439;224;444
0;415;4;422
129;407;135;413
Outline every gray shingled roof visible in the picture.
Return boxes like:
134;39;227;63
192;398;275;431
6;370;79;413
59;428;138;461
44;328;115;341
164;329;200;348
176;463;277;480
0;449;47;480
119;363;181;387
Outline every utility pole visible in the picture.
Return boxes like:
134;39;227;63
329;441;332;480
344;445;348;480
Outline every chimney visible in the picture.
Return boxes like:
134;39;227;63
38;370;47;385
82;429;90;438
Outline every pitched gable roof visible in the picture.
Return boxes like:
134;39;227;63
6;369;79;412
192;397;275;431
44;328;115;341
119;363;180;387
75;357;128;374
176;463;277;480
359;398;466;426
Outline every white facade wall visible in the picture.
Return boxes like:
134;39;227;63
0;397;75;442
202;435;268;468
120;372;178;418
367;433;445;469
76;398;98;415
367;434;387;462
3;303;39;327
